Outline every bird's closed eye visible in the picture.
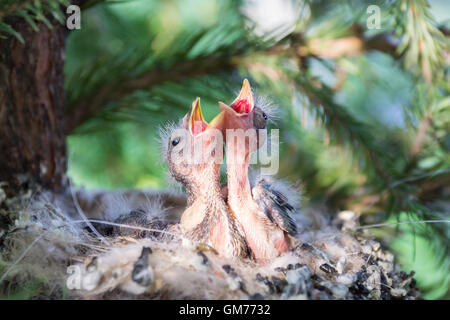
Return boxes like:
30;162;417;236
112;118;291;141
171;137;180;146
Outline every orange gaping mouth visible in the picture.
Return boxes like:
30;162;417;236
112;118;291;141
189;98;224;136
230;79;254;114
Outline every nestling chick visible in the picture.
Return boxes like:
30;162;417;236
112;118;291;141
163;98;249;258
219;80;298;263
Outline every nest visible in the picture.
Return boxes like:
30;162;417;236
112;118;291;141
0;189;420;300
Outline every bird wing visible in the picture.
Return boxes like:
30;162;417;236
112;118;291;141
251;179;298;236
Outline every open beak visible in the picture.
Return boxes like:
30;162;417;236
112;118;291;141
188;97;224;136
217;78;255;120
230;79;255;114
206;111;225;131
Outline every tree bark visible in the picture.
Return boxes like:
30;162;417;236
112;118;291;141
0;18;67;193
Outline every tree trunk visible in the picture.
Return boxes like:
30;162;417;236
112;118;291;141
0;18;68;193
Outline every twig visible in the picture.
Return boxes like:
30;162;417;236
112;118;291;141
70;219;178;236
389;168;450;188
316;219;450;241
410;112;433;157
69;179;110;245
356;219;450;230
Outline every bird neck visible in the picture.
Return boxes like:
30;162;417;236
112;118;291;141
225;144;252;205
181;163;228;238
185;163;222;205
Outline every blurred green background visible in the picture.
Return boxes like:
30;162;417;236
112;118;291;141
62;0;449;299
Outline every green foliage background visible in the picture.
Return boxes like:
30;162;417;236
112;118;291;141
1;0;449;299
